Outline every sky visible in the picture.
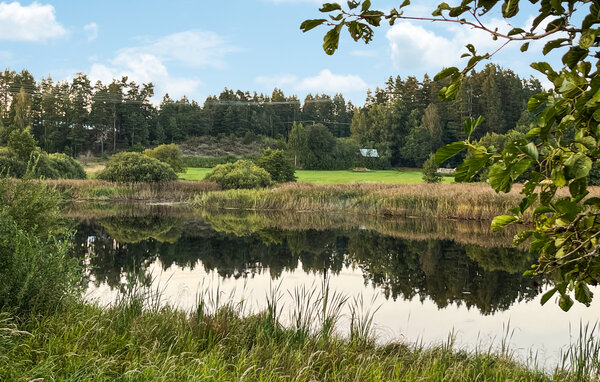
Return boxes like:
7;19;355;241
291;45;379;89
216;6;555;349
0;0;566;105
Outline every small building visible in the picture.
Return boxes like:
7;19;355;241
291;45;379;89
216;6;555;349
360;149;379;158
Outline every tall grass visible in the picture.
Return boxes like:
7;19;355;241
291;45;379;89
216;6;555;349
47;178;220;202
1;280;595;381
194;182;527;220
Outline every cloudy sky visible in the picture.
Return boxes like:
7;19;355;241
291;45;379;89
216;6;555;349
0;0;564;104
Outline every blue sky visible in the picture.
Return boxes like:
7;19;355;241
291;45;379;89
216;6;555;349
0;0;564;105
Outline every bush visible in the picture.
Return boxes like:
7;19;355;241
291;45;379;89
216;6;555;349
144;144;185;173
7;128;37;161
30;151;60;179
256;148;296;183
0;179;81;313
48;153;87;179
422;154;442;184
97;152;178;183
0;152;26;178
205;160;272;189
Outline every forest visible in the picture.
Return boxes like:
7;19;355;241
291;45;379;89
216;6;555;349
0;64;542;168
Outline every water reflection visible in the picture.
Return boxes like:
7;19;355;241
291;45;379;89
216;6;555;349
70;207;539;315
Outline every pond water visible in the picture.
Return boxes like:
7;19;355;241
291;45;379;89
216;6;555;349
68;204;599;369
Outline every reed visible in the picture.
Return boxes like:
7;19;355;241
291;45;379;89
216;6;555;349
46;179;220;202
1;282;595;381
194;182;526;221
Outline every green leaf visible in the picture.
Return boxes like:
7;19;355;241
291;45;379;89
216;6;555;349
575;282;593;306
454;151;491;182
540;288;557;305
491;215;519;232
319;3;342;12
520;142;539;161
543;38;567;55
322;24;343;55
562;47;588;69
434;67;459;81
579;30;596;49
435;141;466;165
559;294;574;311
513;230;534;246
361;0;371;11
520;42;529;52
347;1;359;10
300;19;327;32
508;27;525;36
501;0;519;18
489;163;512;193
564;153;592;179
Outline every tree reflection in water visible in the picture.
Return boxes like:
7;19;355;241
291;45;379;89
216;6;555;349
70;209;540;315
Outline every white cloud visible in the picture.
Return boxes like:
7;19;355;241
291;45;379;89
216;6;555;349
295;70;368;93
256;70;368;94
386;19;512;71
84;22;98;42
89;30;236;100
0;1;67;42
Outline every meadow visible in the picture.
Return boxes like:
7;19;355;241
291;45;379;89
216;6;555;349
179;167;454;184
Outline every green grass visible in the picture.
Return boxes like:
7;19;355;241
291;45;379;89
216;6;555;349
180;168;454;184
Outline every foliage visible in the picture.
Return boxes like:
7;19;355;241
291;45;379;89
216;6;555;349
7;127;36;161
47;153;86;179
422;154;442;184
0;178;80;313
205;160;272;189
256;148;296;183
0;152;26;178
96;152;178;183
144;143;186;173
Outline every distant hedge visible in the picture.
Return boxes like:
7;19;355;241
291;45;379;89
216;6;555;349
97;152;178;183
182;155;241;168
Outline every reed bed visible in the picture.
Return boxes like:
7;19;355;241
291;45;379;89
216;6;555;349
3;282;594;381
194;182;526;221
47;179;220;202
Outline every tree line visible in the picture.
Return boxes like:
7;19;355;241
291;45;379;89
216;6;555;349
1;65;541;167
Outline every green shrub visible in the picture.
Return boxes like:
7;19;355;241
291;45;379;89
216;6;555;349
30;151;60;179
205;160;272;189
48;153;87;179
7;127;37;161
0;179;81;313
0;151;26;178
97;152;178;183
144;144;185;173
422;153;442;184
256;148;296;183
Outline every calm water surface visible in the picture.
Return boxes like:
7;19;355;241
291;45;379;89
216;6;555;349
68;204;599;369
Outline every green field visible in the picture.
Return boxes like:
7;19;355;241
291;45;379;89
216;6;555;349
179;168;453;184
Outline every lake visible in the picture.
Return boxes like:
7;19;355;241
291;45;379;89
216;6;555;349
67;203;600;370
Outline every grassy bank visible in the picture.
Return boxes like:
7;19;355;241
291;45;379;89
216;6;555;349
180;167;454;184
3;287;596;381
48;179;219;202
194;182;527;221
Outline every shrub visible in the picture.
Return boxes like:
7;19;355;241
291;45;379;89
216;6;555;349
205;160;272;189
48;153;87;179
422;154;442;184
0;152;26;178
7;127;37;161
256;148;296;183
0;179;81;313
97;152;178;183
144;144;185;173
30;151;60;179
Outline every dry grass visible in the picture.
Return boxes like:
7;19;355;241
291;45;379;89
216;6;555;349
194;182;524;221
47;179;220;202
